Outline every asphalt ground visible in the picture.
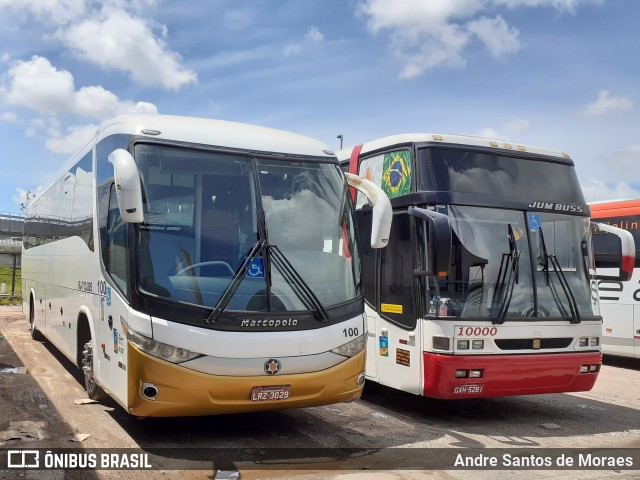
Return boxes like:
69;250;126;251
1;306;639;480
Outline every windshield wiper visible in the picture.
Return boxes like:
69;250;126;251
269;245;329;322
538;227;581;324
206;230;329;324
206;240;266;324
490;224;520;325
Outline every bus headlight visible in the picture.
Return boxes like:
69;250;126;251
331;334;367;358
121;320;202;364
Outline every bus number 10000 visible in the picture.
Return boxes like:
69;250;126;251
457;326;498;337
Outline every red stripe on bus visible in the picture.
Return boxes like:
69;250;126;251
348;144;363;201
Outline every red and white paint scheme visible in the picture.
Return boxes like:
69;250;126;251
339;134;635;399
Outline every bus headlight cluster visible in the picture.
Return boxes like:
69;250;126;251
580;364;599;373
121;320;202;364
432;336;450;351
455;369;483;378
578;336;599;347
456;339;484;350
331;334;366;358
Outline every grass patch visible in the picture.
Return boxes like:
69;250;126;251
0;265;21;305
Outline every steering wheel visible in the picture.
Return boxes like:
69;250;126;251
175;261;234;276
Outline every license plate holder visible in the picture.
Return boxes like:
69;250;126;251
250;385;291;402
452;383;484;395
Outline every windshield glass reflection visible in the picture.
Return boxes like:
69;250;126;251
424;206;598;320
135;144;360;312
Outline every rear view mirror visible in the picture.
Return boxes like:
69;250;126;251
408;206;452;276
591;222;635;282
108;149;144;223
344;173;392;248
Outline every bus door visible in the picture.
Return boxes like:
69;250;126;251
374;211;423;394
98;183;130;403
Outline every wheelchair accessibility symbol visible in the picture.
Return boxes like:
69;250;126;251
528;213;542;231
247;258;265;278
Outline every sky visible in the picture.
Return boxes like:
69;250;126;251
1;0;639;214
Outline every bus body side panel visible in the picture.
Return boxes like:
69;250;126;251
597;269;640;359
366;311;422;395
423;351;601;399
601;303;636;358
364;304;379;381
95;287;132;411
636;305;640;359
591;202;640;359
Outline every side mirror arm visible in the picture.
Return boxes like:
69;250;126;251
344;173;392;248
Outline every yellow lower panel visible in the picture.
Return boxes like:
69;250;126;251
127;344;365;417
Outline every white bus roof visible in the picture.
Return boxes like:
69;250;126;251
98;114;333;158
337;133;571;161
30;114;335;208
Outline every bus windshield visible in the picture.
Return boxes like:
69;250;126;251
421;147;585;204
134;143;360;312
425;206;598;320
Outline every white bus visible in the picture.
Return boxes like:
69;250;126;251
339;134;634;399
22;114;391;416
590;199;640;359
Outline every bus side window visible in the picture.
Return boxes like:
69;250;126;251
103;184;128;295
592;230;622;269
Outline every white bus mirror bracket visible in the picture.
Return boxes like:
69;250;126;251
108;149;144;223
591;222;635;282
344;173;392;248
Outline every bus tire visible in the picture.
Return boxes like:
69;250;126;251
29;296;44;341
81;333;107;401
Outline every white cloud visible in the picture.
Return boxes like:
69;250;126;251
0;0;87;25
357;0;597;78
581;179;640;203
2;56;158;119
467;15;519;57
478;127;502;139
580;145;640;196
283;44;302;57
476;117;531;140
305;26;324;43
583;90;634;116
492;0;600;12
284;25;326;57
1;112;17;122
1;52;9;62
46;123;99;154
56;8;197;89
503;118;531;134
0;1;195;90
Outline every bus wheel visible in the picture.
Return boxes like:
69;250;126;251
29;297;44;341
82;340;107;401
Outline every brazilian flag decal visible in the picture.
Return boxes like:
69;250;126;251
382;150;411;198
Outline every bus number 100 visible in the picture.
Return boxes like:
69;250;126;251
457;326;497;337
343;328;359;338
